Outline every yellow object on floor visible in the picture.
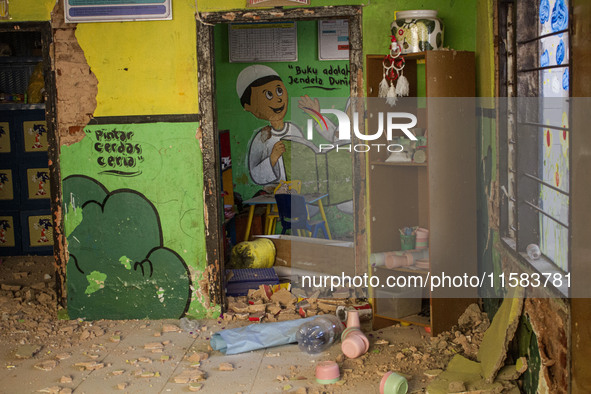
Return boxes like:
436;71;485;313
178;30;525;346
230;238;276;269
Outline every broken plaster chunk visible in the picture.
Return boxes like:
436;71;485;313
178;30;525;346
424;369;443;378
59;376;73;384
317;302;338;313
218;362;234;371
277;312;299;321
448;381;466;393
162;323;181;333
515;357;528;373
34;360;58;371
1;284;21;291
74;362;104;371
14;344;42;359
270;289;296;306
144;342;164;350
37;387;58;393
496;364;526;381
266;304;282;315
229;301;249;314
140;371;156;378
249;311;265;322
187;352;209;362
248;303;267;314
477;287;525;383
173;369;206;383
116;383;128;390
188;383;203;392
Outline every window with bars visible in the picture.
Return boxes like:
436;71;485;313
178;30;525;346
499;0;571;282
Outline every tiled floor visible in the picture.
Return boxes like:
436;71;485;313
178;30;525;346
0;318;431;394
0;257;437;393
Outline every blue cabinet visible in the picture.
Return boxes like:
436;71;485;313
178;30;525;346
0;107;52;255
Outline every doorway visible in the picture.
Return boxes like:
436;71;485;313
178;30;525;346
0;22;59;297
196;6;367;307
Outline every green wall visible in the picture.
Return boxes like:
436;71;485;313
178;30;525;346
363;0;476;54
363;0;477;97
214;20;354;238
60;123;213;319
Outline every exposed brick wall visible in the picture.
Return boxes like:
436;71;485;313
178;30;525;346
498;248;570;394
51;0;97;146
524;298;569;394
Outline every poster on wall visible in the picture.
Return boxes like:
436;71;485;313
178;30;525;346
318;19;350;60
229;22;297;63
65;0;172;23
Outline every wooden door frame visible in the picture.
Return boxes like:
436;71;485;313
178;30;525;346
196;5;366;309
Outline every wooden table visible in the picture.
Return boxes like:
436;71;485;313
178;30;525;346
242;193;332;241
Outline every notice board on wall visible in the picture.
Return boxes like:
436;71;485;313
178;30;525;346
318;19;350;60
228;22;298;63
65;0;172;23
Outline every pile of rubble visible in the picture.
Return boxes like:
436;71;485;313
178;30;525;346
429;303;491;360
224;285;364;323
0;256;113;349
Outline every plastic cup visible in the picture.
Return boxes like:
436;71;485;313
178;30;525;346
341;330;369;359
341;332;367;359
380;371;408;394
415;228;429;249
346;310;361;328
400;234;416;251
315;360;340;384
341;326;361;341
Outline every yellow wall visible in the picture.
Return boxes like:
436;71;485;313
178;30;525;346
2;0;54;22
75;0;198;117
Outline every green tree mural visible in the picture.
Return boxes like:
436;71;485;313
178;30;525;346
64;175;191;320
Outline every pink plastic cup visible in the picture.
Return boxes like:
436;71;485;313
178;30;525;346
315;360;340;384
341;326;361;341
341;331;369;359
346;310;361;328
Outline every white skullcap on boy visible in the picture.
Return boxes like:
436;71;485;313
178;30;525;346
236;65;280;99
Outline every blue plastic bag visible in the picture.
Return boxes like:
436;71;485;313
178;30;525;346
210;317;317;355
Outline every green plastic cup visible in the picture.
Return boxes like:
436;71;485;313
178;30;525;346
400;234;416;251
380;371;408;394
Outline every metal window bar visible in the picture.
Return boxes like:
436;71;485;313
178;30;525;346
517;28;569;45
523;200;569;229
518;63;571;73
523;172;569;196
517;121;570;132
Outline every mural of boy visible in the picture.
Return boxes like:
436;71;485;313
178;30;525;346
236;64;338;186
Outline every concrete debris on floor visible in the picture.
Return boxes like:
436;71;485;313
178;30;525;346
0;257;526;393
